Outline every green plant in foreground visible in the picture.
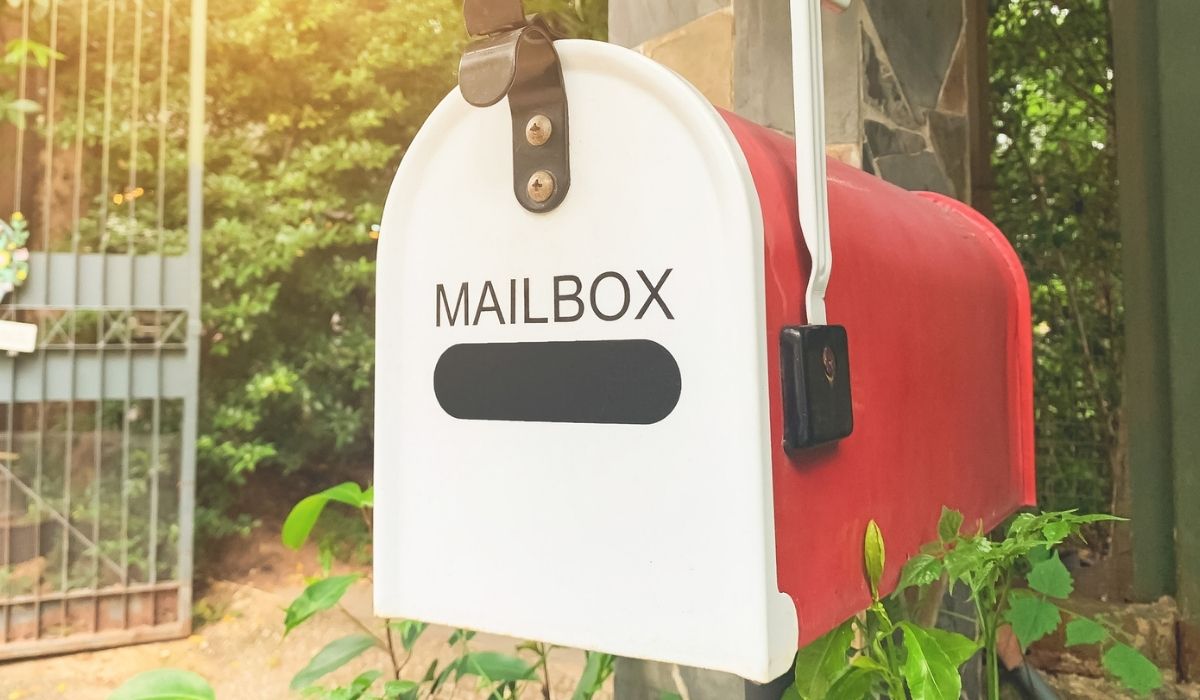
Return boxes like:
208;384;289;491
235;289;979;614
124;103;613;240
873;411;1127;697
899;508;1161;698
108;480;614;700
788;520;978;700
108;668;214;700
279;482;614;700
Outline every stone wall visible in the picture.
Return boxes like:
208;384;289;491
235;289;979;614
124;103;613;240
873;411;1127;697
609;0;990;208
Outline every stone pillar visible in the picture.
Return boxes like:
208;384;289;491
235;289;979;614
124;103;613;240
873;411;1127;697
607;2;988;697
609;0;989;206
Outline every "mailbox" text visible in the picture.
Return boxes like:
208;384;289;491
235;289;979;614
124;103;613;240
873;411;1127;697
436;269;674;327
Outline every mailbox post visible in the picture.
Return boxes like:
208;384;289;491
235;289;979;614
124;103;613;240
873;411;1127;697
374;0;1034;690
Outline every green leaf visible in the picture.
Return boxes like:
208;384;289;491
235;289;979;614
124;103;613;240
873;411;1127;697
383;680;420;700
422;659;440;683
1042;519;1071;544
1065;618;1108;646
944;536;991;584
864;520;886;599
900;554;944;589
898;623;963;700
572;652;614;700
1004;593;1062;650
447;628;476;646
389;619;428;651
282;482;372;549
825;667;882;700
458;652;538;682
780;687;801;700
1027;545;1052;564
792;619;853;699
1027;552;1074;599
1102;644;1162;696
289;634;378;690
284;574;359;635
108;669;215;700
919;626;980;667
659;694;683;700
348;670;382;696
937;507;964;543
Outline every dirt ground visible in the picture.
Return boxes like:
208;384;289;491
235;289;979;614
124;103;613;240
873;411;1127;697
0;514;607;700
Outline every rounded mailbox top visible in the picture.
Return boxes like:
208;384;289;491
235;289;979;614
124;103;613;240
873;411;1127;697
375;40;798;682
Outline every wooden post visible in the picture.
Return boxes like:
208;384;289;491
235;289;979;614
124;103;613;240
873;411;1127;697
1112;0;1200;677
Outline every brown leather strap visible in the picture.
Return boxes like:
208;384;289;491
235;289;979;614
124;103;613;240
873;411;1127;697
458;2;571;213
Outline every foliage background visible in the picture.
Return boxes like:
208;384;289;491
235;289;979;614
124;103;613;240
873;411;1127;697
194;0;607;538
989;0;1120;517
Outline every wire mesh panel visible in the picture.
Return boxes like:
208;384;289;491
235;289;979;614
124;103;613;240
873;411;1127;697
0;0;202;659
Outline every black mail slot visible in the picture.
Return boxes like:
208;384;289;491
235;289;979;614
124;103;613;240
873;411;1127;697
433;339;681;425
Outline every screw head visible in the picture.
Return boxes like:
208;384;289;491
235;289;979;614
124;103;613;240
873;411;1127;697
822;346;837;383
525;114;552;146
526;170;556;204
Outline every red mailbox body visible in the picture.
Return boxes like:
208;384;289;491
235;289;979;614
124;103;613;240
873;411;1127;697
376;40;1035;679
724;111;1036;645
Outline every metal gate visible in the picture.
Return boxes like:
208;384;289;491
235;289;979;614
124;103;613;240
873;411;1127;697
0;0;203;658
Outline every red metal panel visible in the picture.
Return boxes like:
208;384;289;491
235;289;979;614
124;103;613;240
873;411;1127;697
721;111;1035;647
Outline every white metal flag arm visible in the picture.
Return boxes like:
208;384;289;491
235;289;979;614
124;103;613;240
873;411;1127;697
791;0;846;326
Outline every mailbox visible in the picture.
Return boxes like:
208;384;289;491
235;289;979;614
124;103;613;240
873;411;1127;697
374;28;1034;682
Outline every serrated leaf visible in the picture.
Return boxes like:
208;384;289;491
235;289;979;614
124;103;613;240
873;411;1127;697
899;623;963;700
1043;520;1071;543
284;574;359;635
1008;513;1037;536
1102;644;1162;696
290;634;378;690
938;507;964;542
1065;618;1107;646
1027;545;1052;564
864;520;886;599
1004;593;1061;650
108;669;215;700
458;652;538;682
793;620;854;699
1027;552;1074;599
900;554;944;589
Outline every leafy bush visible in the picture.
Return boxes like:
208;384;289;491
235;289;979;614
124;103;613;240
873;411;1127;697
789;509;1159;700
192;0;466;535
195;0;607;538
990;0;1122;515
788;521;979;700
280;482;614;700
898;509;1159;698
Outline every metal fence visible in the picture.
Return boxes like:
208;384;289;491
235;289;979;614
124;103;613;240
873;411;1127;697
0;0;203;659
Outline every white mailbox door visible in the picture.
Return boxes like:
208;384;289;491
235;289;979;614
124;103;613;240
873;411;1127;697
375;39;797;682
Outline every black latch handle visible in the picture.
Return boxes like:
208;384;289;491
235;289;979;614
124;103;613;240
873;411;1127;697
459;1;571;213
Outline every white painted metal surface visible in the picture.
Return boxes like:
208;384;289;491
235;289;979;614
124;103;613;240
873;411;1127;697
375;40;797;682
791;0;835;325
